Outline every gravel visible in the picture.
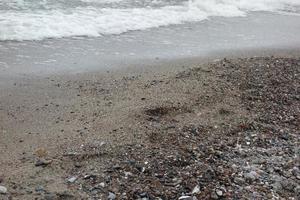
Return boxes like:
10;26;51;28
64;57;299;199
3;56;299;199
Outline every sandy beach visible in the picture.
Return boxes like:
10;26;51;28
0;50;299;199
1;0;300;199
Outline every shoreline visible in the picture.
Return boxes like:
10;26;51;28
1;46;300;87
0;50;299;199
1;11;300;78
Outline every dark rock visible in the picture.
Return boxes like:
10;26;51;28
35;158;52;167
35;186;45;193
44;193;56;200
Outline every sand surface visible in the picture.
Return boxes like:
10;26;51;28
0;52;299;199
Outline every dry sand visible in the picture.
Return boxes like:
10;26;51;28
0;53;299;199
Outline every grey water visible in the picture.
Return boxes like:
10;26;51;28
1;12;300;78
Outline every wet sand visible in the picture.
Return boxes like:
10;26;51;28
0;50;299;199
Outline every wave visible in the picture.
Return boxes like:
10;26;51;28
0;0;299;41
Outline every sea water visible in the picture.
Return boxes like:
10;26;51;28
1;0;300;41
0;0;300;77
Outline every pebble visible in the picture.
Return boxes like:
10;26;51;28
211;192;219;199
98;182;105;187
35;185;45;193
216;189;223;196
35;158;52;167
272;182;282;193
35;148;47;157
281;179;296;192
67;176;77;183
74;162;82;168
178;196;193;200
292;166;300;177
108;192;116;200
244;171;259;182
192;185;200;194
295;186;300;197
234;177;245;185
44;193;56;200
0;186;7;194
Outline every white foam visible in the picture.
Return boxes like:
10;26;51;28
0;0;299;41
80;0;124;3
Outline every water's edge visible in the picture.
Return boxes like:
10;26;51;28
0;12;300;80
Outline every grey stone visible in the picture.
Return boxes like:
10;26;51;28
108;192;116;200
244;171;259;182
294;186;300;198
292;166;300;177
234;177;245;185
192;185;200;194
0;186;7;194
35;186;45;193
67;176;77;183
281;179;296;192
211;192;219;199
44;193;56;200
272;181;283;193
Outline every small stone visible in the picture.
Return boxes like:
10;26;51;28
98;182;105;187
108;192;116;200
35;158;52;167
139;192;148;198
211;192;219;199
292;167;300;177
35;185;45;193
74;162;82;168
44;193;56;200
67;176;77;183
55;191;75;199
216;189;223;196
244;171;259;182
124;171;133;178
35;148;47;157
25;188;33;194
0;186;7;194
192;185;200;194
281;179;296;192
295;186;300;198
178;196;193;200
234;177;245;185
83;174;96;180
203;167;215;181
272;182;283;193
